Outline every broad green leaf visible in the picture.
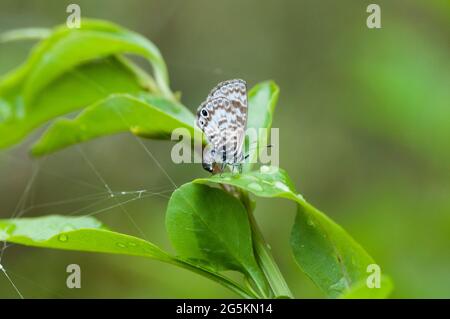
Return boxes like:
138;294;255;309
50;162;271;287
0;56;146;149
0;214;255;298
31;93;198;156
0;215;171;261
195;166;393;298
16;19;172;102
339;275;394;299
291;205;375;298
244;81;279;170
0;28;51;42
166;183;270;297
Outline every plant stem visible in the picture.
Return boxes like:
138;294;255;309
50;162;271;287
248;212;294;298
241;192;294;298
170;258;257;299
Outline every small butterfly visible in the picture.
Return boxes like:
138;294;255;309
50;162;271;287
196;79;248;174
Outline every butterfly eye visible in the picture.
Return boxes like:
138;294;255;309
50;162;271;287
201;108;209;117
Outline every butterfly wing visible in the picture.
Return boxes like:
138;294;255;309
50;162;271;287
196;79;248;164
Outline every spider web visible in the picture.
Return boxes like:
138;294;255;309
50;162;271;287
0;129;178;298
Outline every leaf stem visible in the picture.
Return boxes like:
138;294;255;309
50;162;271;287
240;191;294;298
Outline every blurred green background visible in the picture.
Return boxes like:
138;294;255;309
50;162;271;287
0;0;449;298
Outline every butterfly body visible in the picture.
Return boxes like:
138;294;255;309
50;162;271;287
197;79;248;174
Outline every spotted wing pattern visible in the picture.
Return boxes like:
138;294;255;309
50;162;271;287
196;79;248;164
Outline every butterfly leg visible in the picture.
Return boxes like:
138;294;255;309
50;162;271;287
229;163;242;175
219;162;227;177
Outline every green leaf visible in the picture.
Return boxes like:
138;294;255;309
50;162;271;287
165;182;270;297
31;93;198;156
0;28;51;42
0;56;149;149
245;81;279;170
17;19;172;103
0;214;256;299
195;167;393;298
292;205;377;298
0;215;171;261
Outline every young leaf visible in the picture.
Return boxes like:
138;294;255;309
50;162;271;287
245;81;279;170
0;56;148;149
166;182;270;297
195;167;393;298
0;214;255;299
31;93;198;156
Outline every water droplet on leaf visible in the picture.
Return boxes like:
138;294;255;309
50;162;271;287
274;181;290;192
260;165;277;174
247;182;263;192
116;242;126;248
58;234;68;242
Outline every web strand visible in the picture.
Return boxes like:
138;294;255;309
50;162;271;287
0;264;24;299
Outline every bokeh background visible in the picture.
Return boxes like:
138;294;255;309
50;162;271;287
0;0;449;298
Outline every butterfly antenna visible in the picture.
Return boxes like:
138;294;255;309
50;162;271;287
244;144;273;159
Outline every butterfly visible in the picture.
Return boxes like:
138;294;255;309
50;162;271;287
196;79;248;174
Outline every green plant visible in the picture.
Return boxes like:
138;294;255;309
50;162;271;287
0;19;393;299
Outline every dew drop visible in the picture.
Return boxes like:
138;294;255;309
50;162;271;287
247;182;263;192
116;242;126;248
274;181;290;192
58;234;68;242
128;242;137;247
260;165;277;174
